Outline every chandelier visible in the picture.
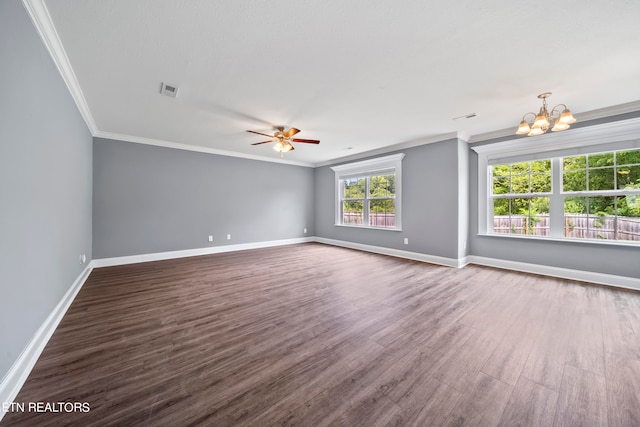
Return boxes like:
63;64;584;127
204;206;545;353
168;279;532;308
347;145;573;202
515;92;576;136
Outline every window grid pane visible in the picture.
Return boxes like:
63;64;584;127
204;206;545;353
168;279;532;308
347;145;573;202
343;178;365;199
342;200;363;225
369;174;396;199
492;197;549;236
492;161;551;196
369;199;395;228
561;150;640;193
563;196;640;241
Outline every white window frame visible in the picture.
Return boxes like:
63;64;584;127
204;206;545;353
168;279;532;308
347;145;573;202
473;117;640;245
331;153;405;231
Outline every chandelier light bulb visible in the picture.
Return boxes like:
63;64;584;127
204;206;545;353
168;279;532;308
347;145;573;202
516;120;531;135
534;109;550;128
558;109;576;124
551;121;570;132
528;126;544;136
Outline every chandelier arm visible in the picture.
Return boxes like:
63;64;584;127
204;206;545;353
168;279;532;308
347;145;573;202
522;112;537;123
550;104;568;119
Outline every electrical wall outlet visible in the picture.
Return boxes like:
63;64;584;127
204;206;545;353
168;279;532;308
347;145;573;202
79;254;86;264
227;234;231;240
208;235;213;242
404;238;409;245
304;228;307;234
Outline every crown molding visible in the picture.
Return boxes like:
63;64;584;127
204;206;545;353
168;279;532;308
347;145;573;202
471;116;640;158
94;131;315;168
574;99;640;122
22;0;98;134
467;99;640;144
467;127;515;144
315;132;458;167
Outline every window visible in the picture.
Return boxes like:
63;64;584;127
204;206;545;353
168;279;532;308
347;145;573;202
474;118;640;245
562;150;640;241
489;150;640;242
331;153;404;230
491;160;551;236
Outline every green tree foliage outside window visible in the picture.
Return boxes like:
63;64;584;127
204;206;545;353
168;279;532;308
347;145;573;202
492;149;640;241
493;160;551;198
369;174;395;214
341;174;396;227
492;160;551;235
563;150;640;217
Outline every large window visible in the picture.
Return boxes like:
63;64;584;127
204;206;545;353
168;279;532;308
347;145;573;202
562;150;640;241
488;149;640;243
331;153;404;230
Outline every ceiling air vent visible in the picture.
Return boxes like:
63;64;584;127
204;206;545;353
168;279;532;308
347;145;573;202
452;113;477;120
160;82;178;98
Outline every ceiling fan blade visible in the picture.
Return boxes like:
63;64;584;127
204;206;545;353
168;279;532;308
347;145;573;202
246;130;275;138
251;140;273;145
283;127;301;138
292;138;320;144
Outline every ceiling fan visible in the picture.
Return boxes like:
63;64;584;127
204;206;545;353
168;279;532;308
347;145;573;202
246;126;320;154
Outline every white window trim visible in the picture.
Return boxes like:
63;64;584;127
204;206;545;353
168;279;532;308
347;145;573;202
472;117;640;241
331;153;405;231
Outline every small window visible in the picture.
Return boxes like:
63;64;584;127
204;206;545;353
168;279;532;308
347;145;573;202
331;154;404;230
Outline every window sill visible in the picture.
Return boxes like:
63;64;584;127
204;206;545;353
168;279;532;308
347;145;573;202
335;224;403;232
477;232;640;248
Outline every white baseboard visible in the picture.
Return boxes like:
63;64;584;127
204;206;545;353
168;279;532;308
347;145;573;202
313;237;466;268
467;255;640;291
0;264;93;420
92;237;315;268
312;239;639;289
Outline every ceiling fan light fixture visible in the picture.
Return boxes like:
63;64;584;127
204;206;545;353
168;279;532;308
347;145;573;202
515;92;577;137
272;140;294;153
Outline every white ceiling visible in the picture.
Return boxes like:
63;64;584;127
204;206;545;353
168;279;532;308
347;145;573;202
31;0;640;166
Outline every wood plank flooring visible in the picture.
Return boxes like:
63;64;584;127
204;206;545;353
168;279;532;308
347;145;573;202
3;242;640;426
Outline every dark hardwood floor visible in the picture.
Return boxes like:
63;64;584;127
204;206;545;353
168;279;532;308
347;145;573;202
3;243;640;426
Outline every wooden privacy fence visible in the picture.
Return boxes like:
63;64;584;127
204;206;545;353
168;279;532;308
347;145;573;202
343;212;396;227
494;214;640;241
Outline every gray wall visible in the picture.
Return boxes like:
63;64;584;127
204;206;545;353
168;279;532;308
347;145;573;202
315;139;464;260
93;138;315;258
468;142;640;279
0;0;93;380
